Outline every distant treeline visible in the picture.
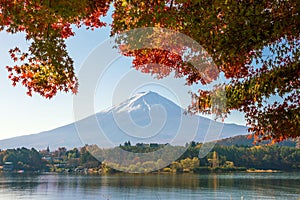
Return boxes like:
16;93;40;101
0;142;299;173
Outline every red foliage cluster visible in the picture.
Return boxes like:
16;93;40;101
0;0;112;98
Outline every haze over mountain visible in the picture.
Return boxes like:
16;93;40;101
0;91;249;150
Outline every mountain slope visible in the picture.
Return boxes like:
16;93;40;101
216;134;297;147
0;91;248;150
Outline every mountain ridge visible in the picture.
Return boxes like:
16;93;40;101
0;91;249;150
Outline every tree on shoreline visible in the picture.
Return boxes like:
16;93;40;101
0;144;300;172
0;0;299;142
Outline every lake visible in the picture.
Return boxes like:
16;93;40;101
0;172;299;199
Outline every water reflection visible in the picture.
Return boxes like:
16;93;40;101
0;173;40;191
0;172;299;199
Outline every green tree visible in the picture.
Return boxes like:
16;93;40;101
1;148;45;171
3;150;18;164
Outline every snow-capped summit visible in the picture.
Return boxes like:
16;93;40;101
112;91;181;117
95;91;183;142
108;91;178;112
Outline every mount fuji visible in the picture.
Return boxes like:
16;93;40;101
0;91;248;150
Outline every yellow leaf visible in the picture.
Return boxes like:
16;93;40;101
122;0;127;7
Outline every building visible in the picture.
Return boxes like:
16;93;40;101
3;162;14;171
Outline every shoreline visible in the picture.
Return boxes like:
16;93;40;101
0;169;286;175
246;169;281;173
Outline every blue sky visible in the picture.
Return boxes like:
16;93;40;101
0;19;246;140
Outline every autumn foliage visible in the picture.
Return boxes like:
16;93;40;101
0;0;299;142
0;0;112;97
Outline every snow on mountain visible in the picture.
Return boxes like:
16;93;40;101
0;91;248;150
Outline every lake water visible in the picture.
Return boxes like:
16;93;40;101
0;172;299;199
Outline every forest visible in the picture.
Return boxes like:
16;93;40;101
0;142;299;173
